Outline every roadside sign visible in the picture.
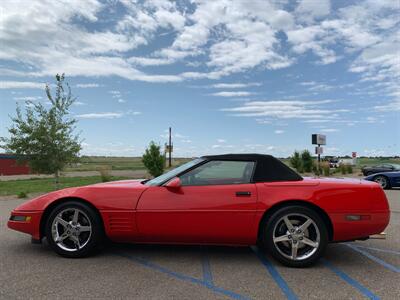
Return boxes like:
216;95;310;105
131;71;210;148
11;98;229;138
352;152;357;158
312;134;326;145
315;146;323;155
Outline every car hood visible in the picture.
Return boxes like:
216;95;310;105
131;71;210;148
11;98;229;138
14;179;149;211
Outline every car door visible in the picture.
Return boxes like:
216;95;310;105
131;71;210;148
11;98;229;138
136;160;258;244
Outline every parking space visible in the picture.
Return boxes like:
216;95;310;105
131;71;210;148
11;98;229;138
1;190;399;299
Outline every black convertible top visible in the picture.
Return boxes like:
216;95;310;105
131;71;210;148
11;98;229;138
201;153;303;182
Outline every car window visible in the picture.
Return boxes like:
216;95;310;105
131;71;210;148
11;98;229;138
180;160;255;186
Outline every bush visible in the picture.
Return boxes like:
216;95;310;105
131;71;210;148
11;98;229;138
17;191;28;198
142;141;165;177
346;164;353;174
301;150;313;173
340;164;347;175
290;151;302;172
98;167;112;182
322;162;330;176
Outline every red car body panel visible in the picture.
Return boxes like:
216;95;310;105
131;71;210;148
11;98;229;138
8;177;390;246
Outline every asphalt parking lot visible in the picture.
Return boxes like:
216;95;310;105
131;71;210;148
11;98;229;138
1;190;399;300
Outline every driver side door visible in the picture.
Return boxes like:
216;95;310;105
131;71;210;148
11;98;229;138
136;160;258;244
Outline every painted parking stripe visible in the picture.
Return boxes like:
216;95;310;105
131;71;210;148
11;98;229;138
348;244;400;256
321;259;380;300
116;252;251;300
251;246;298;300
201;250;214;287
345;244;400;273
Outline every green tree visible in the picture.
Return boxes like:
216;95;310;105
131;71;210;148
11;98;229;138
142;141;165;177
301;150;313;173
1;74;81;185
290;150;302;172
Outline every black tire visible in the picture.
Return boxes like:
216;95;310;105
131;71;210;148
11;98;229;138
374;175;391;190
261;206;328;268
45;201;104;258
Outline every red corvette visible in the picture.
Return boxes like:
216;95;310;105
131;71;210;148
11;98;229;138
8;154;390;267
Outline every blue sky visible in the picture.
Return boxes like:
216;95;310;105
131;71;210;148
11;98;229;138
0;0;399;157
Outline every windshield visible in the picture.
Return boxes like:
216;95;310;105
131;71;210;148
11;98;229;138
144;158;205;186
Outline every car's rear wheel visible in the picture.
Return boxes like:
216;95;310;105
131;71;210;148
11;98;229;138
374;175;390;189
262;206;328;267
45;201;103;258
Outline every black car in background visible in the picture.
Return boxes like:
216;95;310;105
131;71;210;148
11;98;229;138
361;164;400;176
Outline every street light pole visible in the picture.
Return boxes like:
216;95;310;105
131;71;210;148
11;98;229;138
168;127;172;167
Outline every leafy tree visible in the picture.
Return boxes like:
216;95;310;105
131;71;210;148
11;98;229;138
142;141;165;177
1;74;81;185
290;151;302;172
301;150;313;173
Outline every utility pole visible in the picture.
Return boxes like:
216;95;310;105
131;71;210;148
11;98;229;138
168;127;172;167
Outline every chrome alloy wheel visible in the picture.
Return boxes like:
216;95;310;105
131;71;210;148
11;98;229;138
374;176;388;189
51;208;92;252
272;213;320;261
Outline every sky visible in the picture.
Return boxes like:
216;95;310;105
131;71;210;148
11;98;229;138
0;0;399;158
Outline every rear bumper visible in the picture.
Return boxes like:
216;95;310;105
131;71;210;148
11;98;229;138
7;210;43;240
330;210;390;242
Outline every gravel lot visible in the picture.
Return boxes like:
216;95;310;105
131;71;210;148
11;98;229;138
0;190;399;299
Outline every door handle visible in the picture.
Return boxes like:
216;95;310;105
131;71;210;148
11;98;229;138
236;191;251;197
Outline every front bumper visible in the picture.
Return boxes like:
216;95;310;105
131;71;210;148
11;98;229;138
7;210;43;240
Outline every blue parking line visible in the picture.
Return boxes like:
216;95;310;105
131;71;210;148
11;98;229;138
201;250;214;287
251;246;298;300
116;252;250;300
346;244;400;273
347;244;400;256
321;259;380;300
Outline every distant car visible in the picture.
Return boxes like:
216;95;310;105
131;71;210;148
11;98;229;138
361;164;400;176
8;154;390;268
365;171;400;190
328;158;340;168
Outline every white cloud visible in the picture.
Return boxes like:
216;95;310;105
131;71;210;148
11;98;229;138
274;130;285;134
0;0;398;114
0;81;45;89
217;139;226;143
13;96;42;101
211;91;254;97
212;82;261;89
295;0;331;22
76;112;123;119
75;83;100;88
222;99;346;120
320;128;339;133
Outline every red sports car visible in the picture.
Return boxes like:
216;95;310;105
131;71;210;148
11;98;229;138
8;154;390;267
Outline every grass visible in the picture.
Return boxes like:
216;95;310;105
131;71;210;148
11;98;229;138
65;156;192;172
0;176;129;197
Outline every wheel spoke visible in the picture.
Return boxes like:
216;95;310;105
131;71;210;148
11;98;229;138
56;232;69;243
291;243;298;259
302;237;319;248
72;209;79;224
55;217;69;228
299;218;313;231
70;235;81;249
274;235;290;243
283;216;294;231
79;226;91;232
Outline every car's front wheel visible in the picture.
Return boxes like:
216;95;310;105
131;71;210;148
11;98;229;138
45;201;104;258
262;206;328;267
374;175;390;190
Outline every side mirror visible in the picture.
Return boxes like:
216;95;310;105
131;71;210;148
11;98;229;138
165;177;181;189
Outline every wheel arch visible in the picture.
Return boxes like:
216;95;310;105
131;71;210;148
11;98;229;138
257;200;334;242
39;197;105;240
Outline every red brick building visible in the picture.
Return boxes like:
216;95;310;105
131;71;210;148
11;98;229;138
0;154;31;175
